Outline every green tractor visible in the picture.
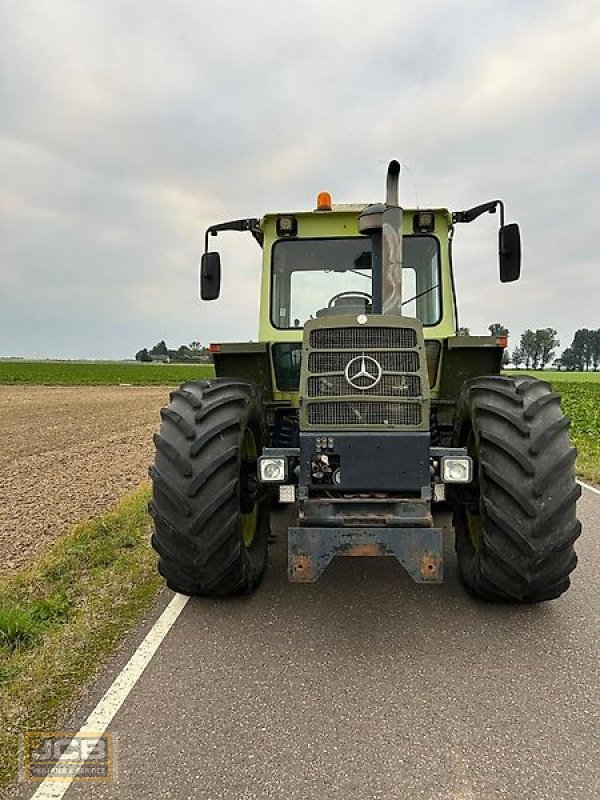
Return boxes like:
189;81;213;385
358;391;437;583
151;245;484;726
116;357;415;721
150;161;580;602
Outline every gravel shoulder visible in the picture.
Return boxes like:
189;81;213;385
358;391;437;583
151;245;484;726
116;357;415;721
0;386;169;573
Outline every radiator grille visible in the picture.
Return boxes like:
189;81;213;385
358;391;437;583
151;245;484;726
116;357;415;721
308;374;421;398
309;350;419;374
303;322;426;430
310;327;416;350
307;401;422;427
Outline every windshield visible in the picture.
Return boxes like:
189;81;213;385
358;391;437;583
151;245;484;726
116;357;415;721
271;236;441;328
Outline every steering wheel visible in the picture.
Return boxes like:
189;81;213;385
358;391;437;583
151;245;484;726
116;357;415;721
327;291;372;308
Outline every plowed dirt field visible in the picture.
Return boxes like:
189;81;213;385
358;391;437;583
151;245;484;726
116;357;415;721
0;386;169;573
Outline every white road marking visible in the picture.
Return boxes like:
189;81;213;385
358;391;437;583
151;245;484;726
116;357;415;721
28;593;189;799
577;479;600;497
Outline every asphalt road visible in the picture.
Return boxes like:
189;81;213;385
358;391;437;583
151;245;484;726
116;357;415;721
20;490;600;800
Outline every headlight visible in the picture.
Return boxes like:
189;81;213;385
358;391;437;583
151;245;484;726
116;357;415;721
441;456;472;483
258;457;287;483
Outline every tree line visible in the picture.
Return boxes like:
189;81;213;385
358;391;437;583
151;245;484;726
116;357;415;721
556;329;600;371
510;328;560;370
135;340;212;364
459;324;600;371
511;328;600;371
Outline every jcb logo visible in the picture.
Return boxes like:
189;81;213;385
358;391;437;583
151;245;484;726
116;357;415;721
21;732;115;782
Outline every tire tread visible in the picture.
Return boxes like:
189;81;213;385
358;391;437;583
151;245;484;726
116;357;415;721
150;378;269;596
452;376;580;603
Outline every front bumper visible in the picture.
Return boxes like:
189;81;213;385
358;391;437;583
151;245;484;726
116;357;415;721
288;526;443;583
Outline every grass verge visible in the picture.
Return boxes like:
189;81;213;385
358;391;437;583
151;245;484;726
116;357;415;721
0;484;162;790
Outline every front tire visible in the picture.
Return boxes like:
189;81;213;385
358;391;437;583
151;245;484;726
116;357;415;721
452;376;581;603
150;378;270;596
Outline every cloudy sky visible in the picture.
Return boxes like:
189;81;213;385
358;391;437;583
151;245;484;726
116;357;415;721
1;0;599;359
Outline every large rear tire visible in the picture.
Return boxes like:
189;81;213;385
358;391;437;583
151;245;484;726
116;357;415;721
452;375;581;603
150;378;270;596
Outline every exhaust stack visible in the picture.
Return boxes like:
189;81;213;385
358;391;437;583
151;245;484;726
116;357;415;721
386;159;400;206
358;160;403;315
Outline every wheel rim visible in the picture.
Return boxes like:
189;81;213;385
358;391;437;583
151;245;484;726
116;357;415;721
464;430;483;551
240;427;258;548
466;507;483;550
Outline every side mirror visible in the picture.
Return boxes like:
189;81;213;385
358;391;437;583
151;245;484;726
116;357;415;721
499;223;521;282
200;252;221;300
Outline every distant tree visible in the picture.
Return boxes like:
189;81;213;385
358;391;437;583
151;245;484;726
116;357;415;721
560;347;579;371
175;345;192;360
572;330;586;370
571;329;593;370
502;349;510;367
562;328;600;371
591;329;600;371
511;347;524;369
189;340;202;351
488;322;509;337
457;326;470;336
150;340;169;356
517;328;559;370
536;328;559;370
135;348;151;362
519;329;537;368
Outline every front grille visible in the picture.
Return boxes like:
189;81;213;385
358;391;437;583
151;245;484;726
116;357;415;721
308;374;421;398
307;401;422;427
310;327;416;350
302;322;427;430
309;350;419;374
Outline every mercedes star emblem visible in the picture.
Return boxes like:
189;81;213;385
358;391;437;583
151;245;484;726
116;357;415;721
344;354;382;390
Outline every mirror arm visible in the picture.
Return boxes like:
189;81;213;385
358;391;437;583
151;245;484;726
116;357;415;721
497;200;505;228
452;200;504;227
203;218;263;252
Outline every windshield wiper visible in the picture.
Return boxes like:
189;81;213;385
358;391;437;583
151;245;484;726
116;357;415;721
347;268;371;279
402;284;439;306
